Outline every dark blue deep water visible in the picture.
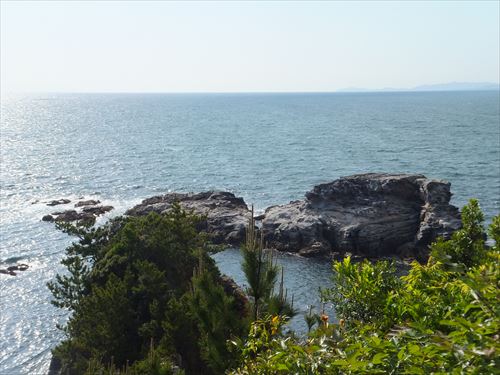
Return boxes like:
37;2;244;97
1;91;499;373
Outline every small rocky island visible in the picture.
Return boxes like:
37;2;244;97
42;199;114;224
126;173;462;260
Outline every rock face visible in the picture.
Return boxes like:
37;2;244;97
261;173;461;258
126;191;252;245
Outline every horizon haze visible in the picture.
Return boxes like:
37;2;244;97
1;1;499;93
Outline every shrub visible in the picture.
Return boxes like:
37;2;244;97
231;200;500;374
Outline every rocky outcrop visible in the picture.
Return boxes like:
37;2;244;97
42;204;114;224
75;199;101;207
261;173;461;259
50;210;96;223
81;205;113;215
96;174;461;259
126;191;252;245
46;199;71;206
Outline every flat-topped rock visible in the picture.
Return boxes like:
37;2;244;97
262;173;461;259
126;191;252;245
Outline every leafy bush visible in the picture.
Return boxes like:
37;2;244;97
322;257;400;325
431;198;487;268
231;200;500;374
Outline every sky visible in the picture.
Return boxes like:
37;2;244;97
1;1;499;93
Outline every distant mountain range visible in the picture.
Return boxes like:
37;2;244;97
337;82;500;93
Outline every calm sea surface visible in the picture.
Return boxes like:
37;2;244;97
1;92;499;374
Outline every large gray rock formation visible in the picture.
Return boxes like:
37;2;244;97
126;191;252;245
124;174;461;259
261;173;461;258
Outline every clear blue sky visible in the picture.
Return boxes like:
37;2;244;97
1;1;499;93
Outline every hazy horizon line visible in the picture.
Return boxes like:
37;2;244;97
3;81;499;96
3;90;500;96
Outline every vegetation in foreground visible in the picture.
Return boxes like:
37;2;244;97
49;200;499;374
232;200;499;374
49;204;293;374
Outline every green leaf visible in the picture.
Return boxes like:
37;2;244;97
372;352;387;364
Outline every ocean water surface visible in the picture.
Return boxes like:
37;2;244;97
1;91;499;374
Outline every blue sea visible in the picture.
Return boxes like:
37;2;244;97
1;91;499;374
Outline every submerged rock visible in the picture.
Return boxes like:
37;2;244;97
75;199;101;207
126;191;251;245
262;173;461;259
46;199;71;206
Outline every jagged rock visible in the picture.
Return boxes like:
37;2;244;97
126;191;251;245
262;173;461;259
75;199;101;207
46;199;71;206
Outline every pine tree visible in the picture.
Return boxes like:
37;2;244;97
241;207;294;320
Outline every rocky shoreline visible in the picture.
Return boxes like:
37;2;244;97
45;173;463;373
126;173;462;260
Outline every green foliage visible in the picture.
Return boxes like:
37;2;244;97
304;305;319;333
232;200;500;374
431;198;487;269
322;256;400;325
83;342;179;375
189;264;249;373
241;210;295;321
241;212;278;320
49;204;248;374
